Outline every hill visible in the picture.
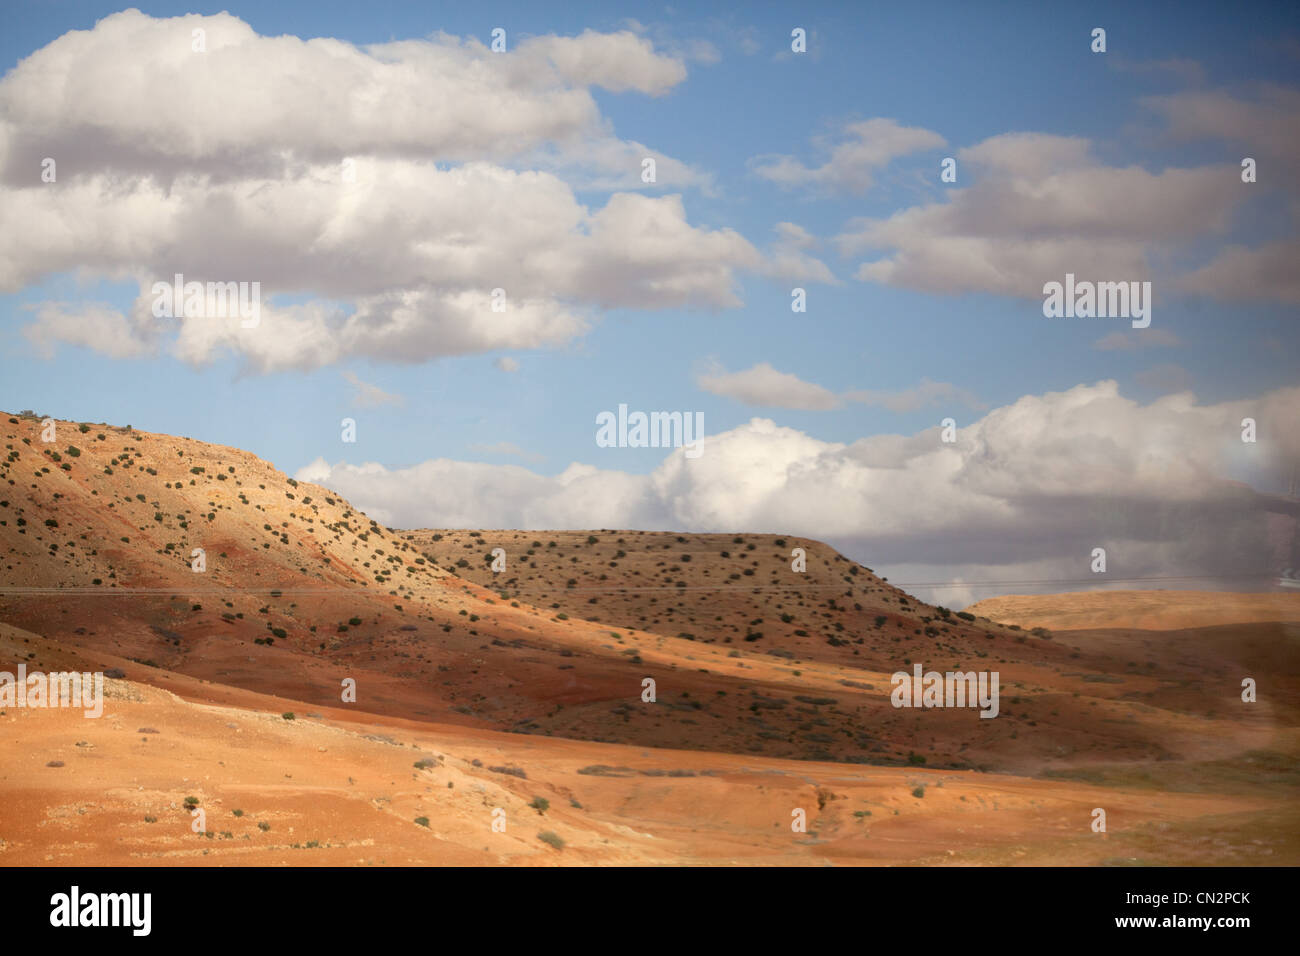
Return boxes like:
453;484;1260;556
2;411;1298;791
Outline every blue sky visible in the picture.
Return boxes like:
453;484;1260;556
1;2;1297;600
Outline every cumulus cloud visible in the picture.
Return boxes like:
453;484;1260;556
1137;87;1300;302
22;302;153;359
1140;86;1300;168
840;132;1244;298
494;357;520;373
0;12;688;180
298;381;1300;598
758;222;837;284
1175;239;1300;303
5;158;756;370
751;118;945;195
0;11;788;372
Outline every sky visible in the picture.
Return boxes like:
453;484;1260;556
1;1;1298;604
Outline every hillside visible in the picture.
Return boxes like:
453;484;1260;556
4;620;1292;867
1;411;1297;782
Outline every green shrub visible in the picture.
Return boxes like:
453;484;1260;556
528;797;550;814
537;831;565;849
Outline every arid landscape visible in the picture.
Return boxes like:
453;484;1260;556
0;412;1296;865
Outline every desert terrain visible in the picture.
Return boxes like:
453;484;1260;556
1;412;1296;865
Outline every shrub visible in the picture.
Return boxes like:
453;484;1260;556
414;816;430;828
911;786;925;798
528;797;550;814
537;831;565;849
258;821;270;831
956;611;976;621
281;712;295;720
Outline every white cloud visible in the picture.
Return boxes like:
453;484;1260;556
4;162;760;369
299;381;1300;596
840;132;1244;298
758;222;837;284
494;357;520;373
0;13;689;178
697;363;982;413
1140;87;1300;169
1175;240;1300;304
520;30;687;95
22;302;153;359
0;12;794;372
751;118;945;195
697;362;840;410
